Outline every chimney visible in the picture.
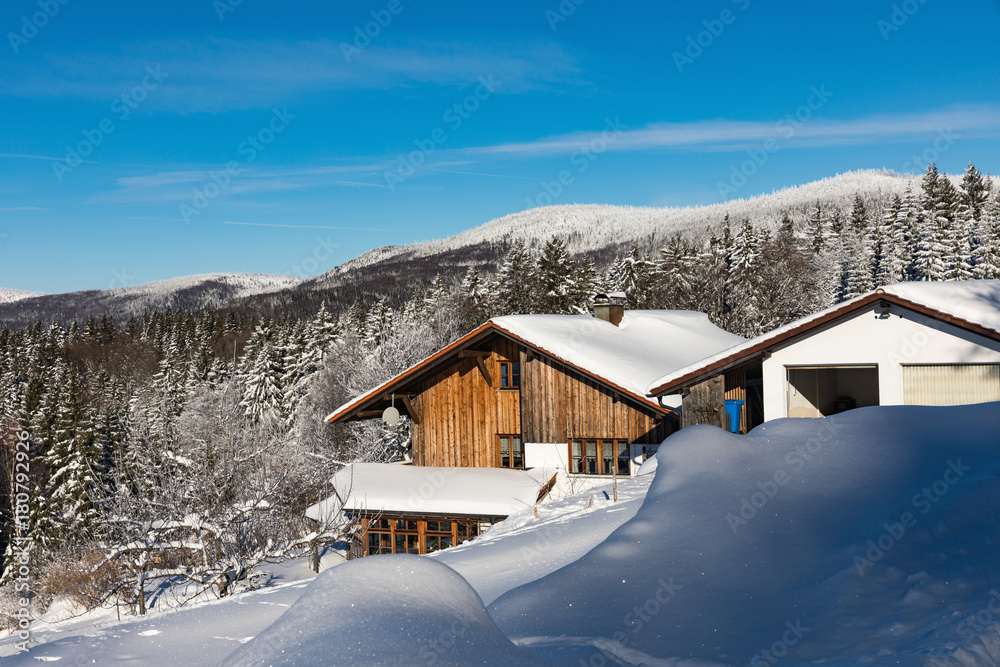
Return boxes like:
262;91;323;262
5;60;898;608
593;293;625;327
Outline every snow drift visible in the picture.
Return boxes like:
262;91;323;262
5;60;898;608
219;555;544;666
491;403;1000;666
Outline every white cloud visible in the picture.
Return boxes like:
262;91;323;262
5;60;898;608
464;104;1000;156
0;38;578;113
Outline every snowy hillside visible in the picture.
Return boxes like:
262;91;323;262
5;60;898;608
0;288;44;304
13;404;1000;665
237;403;1000;666
0;273;302;326
106;273;302;301
330;170;918;276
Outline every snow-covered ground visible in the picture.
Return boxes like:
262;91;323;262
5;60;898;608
0;560;318;666
5;403;1000;665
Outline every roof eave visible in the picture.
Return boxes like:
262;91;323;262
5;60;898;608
647;290;1000;397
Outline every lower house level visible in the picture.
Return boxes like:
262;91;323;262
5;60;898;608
306;463;558;559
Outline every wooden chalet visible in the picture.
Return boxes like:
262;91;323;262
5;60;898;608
315;299;746;558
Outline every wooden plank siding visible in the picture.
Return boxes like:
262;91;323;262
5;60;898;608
681;375;727;430
409;333;674;468
520;354;672;445
725;369;747;434
411;336;521;467
378;335;678;467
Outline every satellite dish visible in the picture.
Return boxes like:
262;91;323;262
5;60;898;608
382;406;400;427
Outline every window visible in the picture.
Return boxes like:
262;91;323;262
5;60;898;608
499;361;520;388
569;439;630;476
498;435;524;469
425;521;454;554
361;516;488;557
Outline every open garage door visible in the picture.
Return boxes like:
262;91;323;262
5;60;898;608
787;366;879;418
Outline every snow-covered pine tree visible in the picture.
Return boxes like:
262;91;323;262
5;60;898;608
608;246;658;310
240;338;284;422
44;366;100;541
875;194;902;286
537;237;578;314
807;201;831;253
569;256;603;314
916;164;952;281
490;240;537;316
961;162;992;221
849;194;869;236
973;199;1000;279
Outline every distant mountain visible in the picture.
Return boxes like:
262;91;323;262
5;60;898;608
0;288;45;305
0;169;973;327
0;273;302;327
318;170;917;285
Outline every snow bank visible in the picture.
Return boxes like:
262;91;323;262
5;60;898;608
490;403;1000;666
433;475;652;605
219;555;544;666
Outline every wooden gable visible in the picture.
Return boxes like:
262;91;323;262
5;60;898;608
328;322;677;470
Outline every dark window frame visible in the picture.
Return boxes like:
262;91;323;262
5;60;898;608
497;434;525;469
568;438;630;476
499;361;521;389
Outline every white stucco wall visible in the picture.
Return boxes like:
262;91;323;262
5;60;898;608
762;303;1000;420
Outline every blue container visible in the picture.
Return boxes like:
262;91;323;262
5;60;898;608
724;399;745;434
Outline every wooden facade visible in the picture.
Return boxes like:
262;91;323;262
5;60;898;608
680;362;764;434
409;336;523;467
331;326;677;470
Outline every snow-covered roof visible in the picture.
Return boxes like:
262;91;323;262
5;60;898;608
647;280;1000;395
306;463;557;521
326;310;745;421
882;279;1000;333
492;311;744;402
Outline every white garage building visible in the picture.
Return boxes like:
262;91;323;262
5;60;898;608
648;281;1000;432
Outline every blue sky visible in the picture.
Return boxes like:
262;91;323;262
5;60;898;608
1;0;999;293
